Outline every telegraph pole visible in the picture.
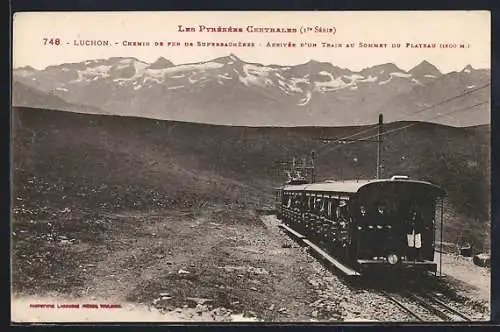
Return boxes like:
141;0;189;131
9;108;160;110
376;113;384;179
311;151;316;183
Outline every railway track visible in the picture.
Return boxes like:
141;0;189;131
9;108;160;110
381;290;472;322
277;220;474;322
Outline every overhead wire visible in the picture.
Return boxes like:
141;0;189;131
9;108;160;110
350;100;490;143
319;83;490;149
283;73;490;179
391;83;490;122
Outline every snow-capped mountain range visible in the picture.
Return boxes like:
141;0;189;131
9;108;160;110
12;54;490;126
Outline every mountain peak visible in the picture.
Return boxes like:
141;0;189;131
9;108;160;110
304;59;333;66
16;65;36;71
360;63;404;76
213;53;243;64
148;57;174;69
108;56;140;62
375;62;403;71
409;60;442;77
462;64;474;73
228;53;241;61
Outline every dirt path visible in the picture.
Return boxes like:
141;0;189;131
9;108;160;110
436;252;490;305
11;210;491;323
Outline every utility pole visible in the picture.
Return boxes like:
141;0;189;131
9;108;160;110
311;151;316;183
376;113;384;179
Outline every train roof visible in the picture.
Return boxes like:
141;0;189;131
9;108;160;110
282;176;445;196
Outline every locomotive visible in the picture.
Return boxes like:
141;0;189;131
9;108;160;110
274;175;445;274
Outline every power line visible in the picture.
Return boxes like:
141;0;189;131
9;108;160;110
313;83;489;154
292;80;490;181
349;100;490;143
309;100;489;181
392;83;490;122
313;124;379;154
316;99;489;157
337;124;379;140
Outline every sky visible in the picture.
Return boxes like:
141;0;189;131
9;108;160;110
13;11;490;73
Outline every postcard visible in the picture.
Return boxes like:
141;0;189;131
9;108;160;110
11;11;491;323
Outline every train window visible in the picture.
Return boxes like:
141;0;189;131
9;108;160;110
294;197;301;209
287;197;292;208
314;198;321;214
338;201;348;221
329;200;336;221
320;199;325;215
327;199;333;218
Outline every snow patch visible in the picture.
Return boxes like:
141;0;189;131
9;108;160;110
188;75;199;84
290;77;309;85
55;87;68;92
298;91;312;106
167;85;184;90
74;65;112;82
278;86;290;95
244;64;273;77
133;61;149;76
343;74;365;81
113;60;149;80
218;73;232;80
424;74;436;78
350;86;358;90
159;62;224;75
390;72;412;78
314;71;348;91
466;84;476;89
277;79;302;93
239;64;275;87
144;68;170;83
358;75;378;83
282;77;305;93
378;76;392;85
133;85;142;90
464;68;471;73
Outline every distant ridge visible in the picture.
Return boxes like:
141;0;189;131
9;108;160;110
12;55;490;127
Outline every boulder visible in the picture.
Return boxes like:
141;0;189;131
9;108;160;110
473;253;490;267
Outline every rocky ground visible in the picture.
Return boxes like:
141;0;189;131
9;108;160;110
11;209;490;323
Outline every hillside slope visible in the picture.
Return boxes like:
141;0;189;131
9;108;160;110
12;81;108;116
11;107;490;249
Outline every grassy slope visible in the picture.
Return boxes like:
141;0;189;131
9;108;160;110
12;107;490;248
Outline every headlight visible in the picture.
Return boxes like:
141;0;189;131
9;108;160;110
387;254;399;265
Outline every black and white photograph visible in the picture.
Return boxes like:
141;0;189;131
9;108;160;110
11;11;491;322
